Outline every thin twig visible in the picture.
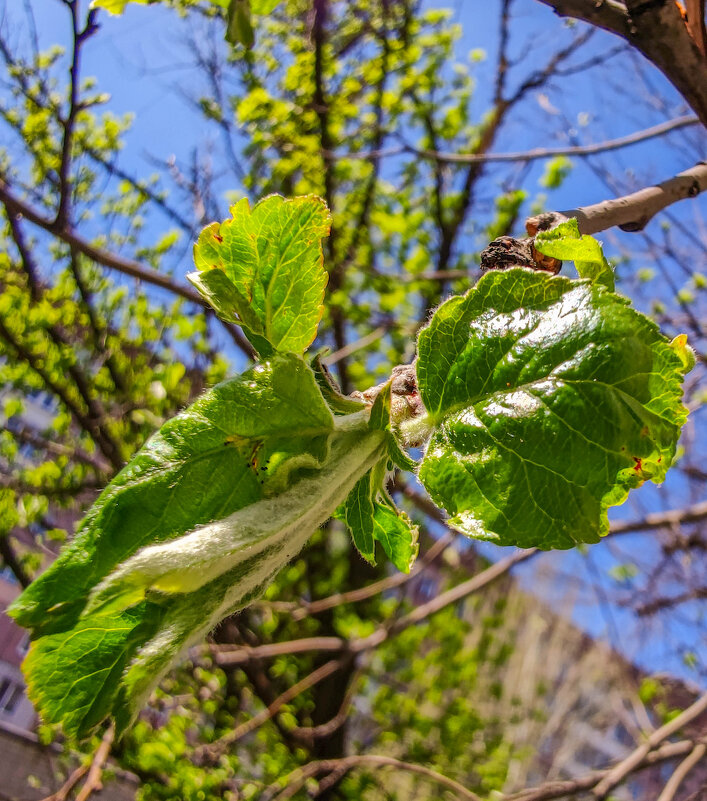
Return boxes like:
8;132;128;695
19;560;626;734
405;115;700;165
506;739;703;801
196;659;343;761
75;725;115;801
593;691;707;798
263;754;484;801
656;742;707;801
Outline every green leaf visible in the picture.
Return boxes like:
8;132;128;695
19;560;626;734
10;354;389;739
10;354;334;636
310;352;367;415
251;0;281;12
534;219;615;290
340;472;377;564
226;0;254;46
417;269;691;550
21;608;160;741
338;449;419;572
20;425;387;740
368;381;418;471
189;195;331;356
371;502;419;574
90;0;148;13
187;267;274;356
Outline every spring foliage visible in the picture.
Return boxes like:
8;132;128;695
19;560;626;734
9;195;692;740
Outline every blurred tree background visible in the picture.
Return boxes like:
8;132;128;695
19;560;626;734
0;0;705;799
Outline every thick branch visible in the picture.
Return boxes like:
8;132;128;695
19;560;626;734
535;0;707;126
526;161;707;235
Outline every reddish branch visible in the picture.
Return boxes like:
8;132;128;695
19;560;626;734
534;0;707;127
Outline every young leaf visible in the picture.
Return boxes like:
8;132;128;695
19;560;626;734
417;268;691;550
534;219;615;290
226;0;254;46
340;472;377;564
337;385;420;572
19;426;387;740
90;0;148;13
310;352;367;415
9;354;334;636
337;465;419;573
189;195;331;356
368;381;418;471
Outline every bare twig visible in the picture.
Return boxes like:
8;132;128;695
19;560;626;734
526;162;707;236
285;531;454;622
505;739;703;801
610;499;707;535
196;659;343;761
0;535;31;588
75;725;115;801
321;326;388;366
593;691;707;798
40;725;114;801
263;754;484;801
534;0;707;126
41;765;88;801
405;115;700;165
656;742;707;801
55;4;98;228
213;637;347;666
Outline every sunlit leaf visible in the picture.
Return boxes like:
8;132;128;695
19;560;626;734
417;269;690;549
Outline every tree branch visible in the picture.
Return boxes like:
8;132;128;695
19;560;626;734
526;161;707;235
405;115;700;164
610;499;707;535
263;754;484;801
0;535;31;588
0;179;255;358
55;4;98;228
505;739;703;801
535;0;707;126
656;742;707;801
593;691;707;798
196;659;343;762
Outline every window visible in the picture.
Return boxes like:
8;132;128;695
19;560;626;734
1;685;23;714
17;634;30;657
0;679;23;715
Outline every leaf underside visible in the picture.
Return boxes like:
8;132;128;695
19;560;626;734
9;354;347;739
417;268;689;550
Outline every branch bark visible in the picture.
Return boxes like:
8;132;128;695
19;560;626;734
525;161;707;236
593;691;707;798
535;0;707;126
